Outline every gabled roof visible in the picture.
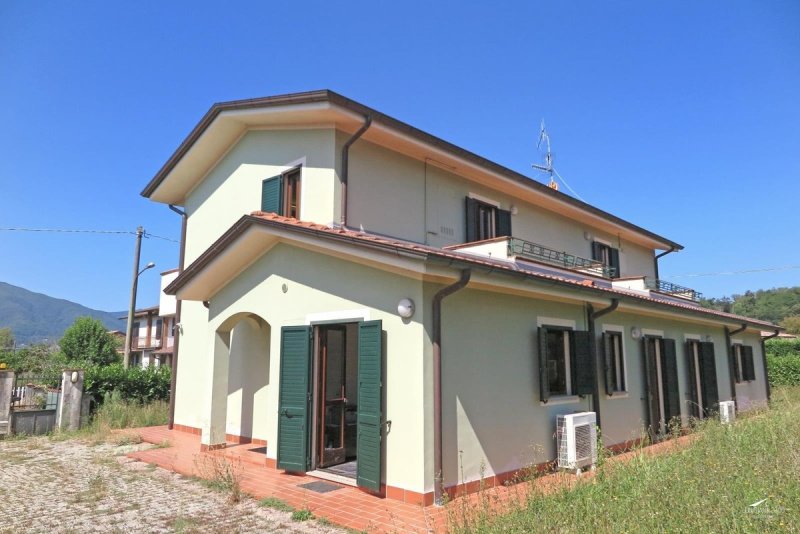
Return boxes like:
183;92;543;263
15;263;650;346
142;89;682;251
165;212;777;331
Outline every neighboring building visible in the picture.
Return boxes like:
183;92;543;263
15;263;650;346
141;90;780;505
125;269;179;368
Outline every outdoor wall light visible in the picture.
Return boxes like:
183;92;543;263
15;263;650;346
583;231;594;241
631;326;642;340
397;298;415;319
70;371;79;383
510;205;518;215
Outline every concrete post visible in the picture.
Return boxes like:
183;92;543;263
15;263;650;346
0;370;14;436
56;369;84;431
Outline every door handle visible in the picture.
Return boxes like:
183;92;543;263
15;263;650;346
281;409;293;419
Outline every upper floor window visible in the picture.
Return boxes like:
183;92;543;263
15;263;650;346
154;319;163;340
465;197;511;242
592;241;620;278
262;167;301;218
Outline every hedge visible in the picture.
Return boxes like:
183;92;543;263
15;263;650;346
84;364;171;405
766;338;800;387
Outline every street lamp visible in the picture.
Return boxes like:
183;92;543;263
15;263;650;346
123;226;156;368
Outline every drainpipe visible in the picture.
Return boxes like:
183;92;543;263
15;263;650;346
167;204;187;430
587;299;619;429
340;115;372;227
654;247;676;280
432;269;471;506
761;329;780;402
724;323;747;404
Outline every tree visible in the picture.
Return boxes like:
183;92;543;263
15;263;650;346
0;327;14;351
59;316;120;366
780;316;800;335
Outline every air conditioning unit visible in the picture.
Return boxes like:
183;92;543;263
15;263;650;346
556;411;597;473
719;401;736;424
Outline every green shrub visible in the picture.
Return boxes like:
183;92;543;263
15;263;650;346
765;338;800;359
767;354;800;386
90;394;169;429
84;364;171;405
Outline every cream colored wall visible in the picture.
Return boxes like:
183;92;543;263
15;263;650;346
173;300;210;429
425;284;768;491
345;136;656;278
733;330;770;410
433;287;592;491
183;129;337;265
177;243;428;493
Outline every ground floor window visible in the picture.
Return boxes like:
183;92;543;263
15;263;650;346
538;325;593;402
603;330;626;393
732;344;756;383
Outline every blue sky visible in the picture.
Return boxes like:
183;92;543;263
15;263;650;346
1;1;798;312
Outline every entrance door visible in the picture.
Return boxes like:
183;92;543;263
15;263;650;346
317;325;349;468
642;337;680;438
686;340;719;418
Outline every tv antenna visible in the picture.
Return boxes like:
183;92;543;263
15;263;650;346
531;120;585;201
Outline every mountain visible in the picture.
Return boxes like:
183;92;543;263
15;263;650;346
0;281;126;346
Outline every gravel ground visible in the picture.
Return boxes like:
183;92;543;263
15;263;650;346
0;436;344;533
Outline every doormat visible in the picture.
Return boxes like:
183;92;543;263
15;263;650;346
298;481;343;494
249;446;267;454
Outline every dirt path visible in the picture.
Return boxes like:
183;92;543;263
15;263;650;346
0;436;344;533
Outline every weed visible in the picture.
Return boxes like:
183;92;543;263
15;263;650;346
291;508;314;522
171;516;201;533
259;496;294;512
194;455;242;504
449;386;800;533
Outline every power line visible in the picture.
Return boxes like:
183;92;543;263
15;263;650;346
0;226;179;244
669;264;800;278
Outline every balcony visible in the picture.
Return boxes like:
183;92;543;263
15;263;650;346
508;238;615;278
444;236;615;279
644;278;702;302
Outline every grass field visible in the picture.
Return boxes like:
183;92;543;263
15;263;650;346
449;387;800;533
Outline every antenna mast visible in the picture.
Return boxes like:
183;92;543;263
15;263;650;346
532;120;559;191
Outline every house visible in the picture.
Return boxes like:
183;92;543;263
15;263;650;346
124;270;179;368
141;90;780;506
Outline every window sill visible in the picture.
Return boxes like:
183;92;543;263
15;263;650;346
606;392;629;399
540;395;581;406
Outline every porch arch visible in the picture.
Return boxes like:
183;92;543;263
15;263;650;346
202;311;271;449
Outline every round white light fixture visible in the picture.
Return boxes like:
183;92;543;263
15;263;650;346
631;326;642;340
397;298;415;319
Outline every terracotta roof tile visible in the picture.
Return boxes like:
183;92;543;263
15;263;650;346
247;212;778;330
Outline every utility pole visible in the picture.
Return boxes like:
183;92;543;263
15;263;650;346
123;226;144;369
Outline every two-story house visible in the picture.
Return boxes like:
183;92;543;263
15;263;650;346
141;90;780;506
125;269;179;368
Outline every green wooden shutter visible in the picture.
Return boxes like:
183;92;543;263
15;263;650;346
538;327;550;403
699;341;719;413
603;333;615;395
495;208;512;238
465;197;478;242
742;346;755;381
662;338;681;427
685;341;699;418
277;325;311;472
591;242;603;261
357;320;383;492
609;248;620;278
731;345;742;383
642;338;660;437
573;330;594;396
261;176;283;215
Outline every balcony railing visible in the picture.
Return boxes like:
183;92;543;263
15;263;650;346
645;278;702;302
508;238;615;278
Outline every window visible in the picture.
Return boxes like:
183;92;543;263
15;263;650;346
602;330;626;393
154;319;163;341
538;326;593;402
686;339;719;418
732;344;755;383
591;241;620;278
261;167;301;218
465;197;511;242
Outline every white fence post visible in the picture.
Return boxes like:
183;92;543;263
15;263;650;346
0;370;14;435
56;369;84;431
